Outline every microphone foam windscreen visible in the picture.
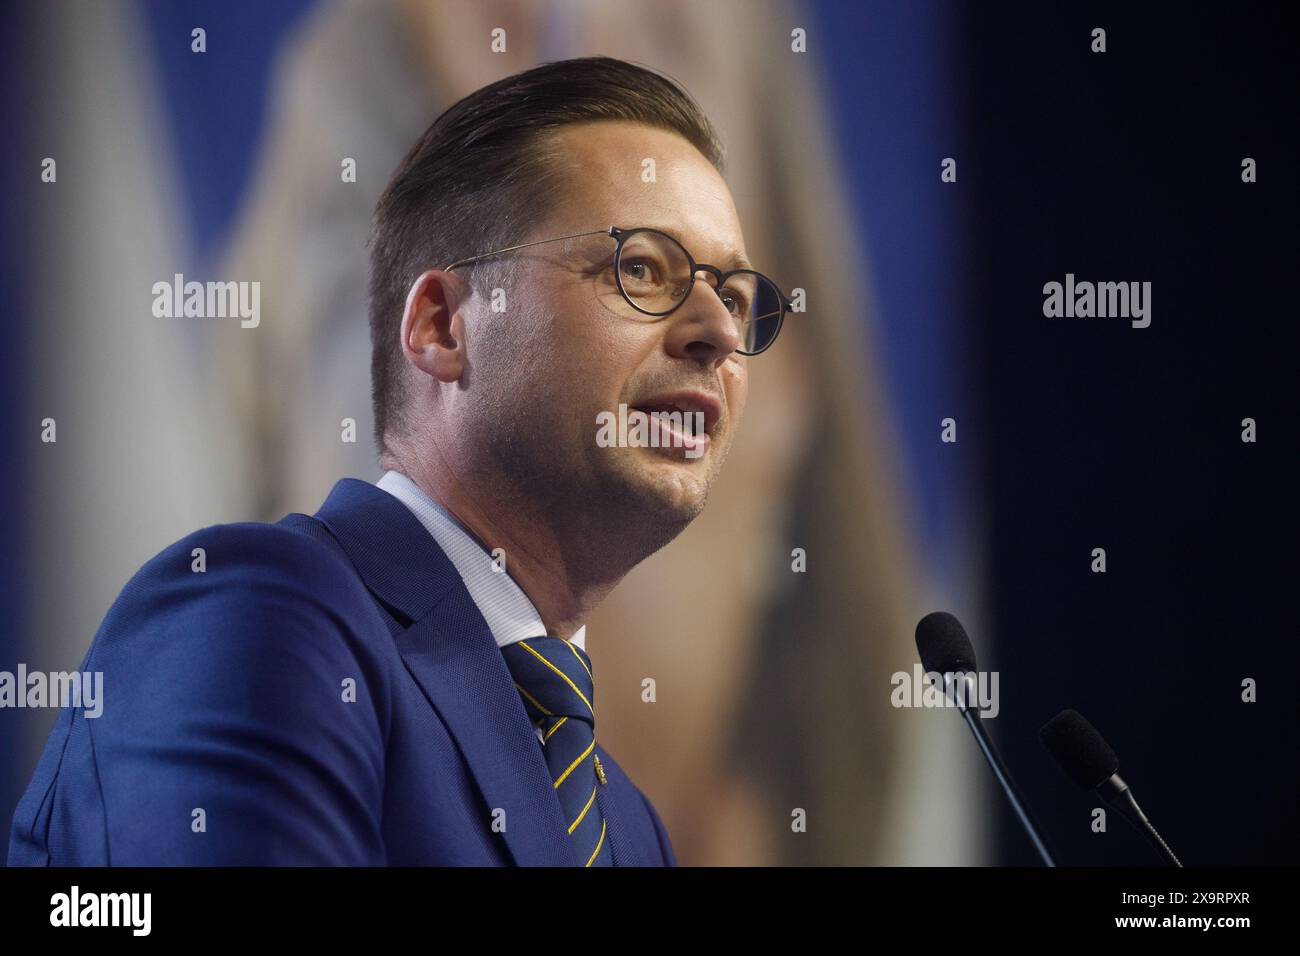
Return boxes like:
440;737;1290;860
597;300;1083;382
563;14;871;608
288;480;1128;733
915;611;978;674
1039;709;1120;789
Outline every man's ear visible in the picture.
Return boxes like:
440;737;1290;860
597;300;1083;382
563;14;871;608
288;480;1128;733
400;269;468;385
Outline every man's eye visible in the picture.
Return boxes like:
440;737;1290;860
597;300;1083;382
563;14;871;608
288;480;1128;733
719;288;749;316
621;258;659;285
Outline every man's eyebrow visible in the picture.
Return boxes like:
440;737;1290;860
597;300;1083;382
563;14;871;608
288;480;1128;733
646;224;752;271
726;249;755;271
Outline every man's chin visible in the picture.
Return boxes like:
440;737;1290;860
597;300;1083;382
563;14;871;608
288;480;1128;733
603;445;713;524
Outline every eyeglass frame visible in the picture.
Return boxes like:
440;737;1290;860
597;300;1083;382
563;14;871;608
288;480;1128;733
440;225;792;356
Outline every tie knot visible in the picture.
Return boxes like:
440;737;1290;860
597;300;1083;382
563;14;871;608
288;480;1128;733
499;636;596;727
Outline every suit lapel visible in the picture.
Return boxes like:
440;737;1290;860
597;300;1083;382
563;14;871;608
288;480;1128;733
395;597;579;867
313;478;579;867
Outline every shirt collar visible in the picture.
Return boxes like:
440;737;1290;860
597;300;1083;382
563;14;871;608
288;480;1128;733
374;470;586;652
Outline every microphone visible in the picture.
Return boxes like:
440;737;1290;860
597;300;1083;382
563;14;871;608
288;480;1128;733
915;612;1057;866
1039;709;1182;866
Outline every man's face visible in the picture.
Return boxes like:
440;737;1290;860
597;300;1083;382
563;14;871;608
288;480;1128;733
454;120;751;534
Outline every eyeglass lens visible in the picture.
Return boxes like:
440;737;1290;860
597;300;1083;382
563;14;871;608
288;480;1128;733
614;230;783;354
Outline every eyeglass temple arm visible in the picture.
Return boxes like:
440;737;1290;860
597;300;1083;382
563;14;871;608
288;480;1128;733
441;228;614;271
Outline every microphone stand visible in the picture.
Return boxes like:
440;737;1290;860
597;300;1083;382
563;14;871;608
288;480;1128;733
948;673;1058;867
1098;775;1183;867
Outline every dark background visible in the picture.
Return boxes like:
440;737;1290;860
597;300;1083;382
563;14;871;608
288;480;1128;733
966;3;1296;865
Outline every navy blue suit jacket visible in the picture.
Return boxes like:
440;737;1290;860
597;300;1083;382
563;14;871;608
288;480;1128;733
8;478;676;866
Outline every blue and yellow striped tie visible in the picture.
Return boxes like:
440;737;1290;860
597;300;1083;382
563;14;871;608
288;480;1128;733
500;636;612;866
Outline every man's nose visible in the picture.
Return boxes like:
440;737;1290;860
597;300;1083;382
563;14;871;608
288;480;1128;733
662;273;743;366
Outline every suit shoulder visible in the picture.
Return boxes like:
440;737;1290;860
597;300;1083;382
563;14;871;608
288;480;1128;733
13;517;393;866
112;517;371;621
138;517;357;588
89;517;383;676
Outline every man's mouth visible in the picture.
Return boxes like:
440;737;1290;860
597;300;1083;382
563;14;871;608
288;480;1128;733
633;410;710;458
629;390;723;435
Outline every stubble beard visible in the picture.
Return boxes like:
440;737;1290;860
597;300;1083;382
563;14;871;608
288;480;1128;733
480;404;718;576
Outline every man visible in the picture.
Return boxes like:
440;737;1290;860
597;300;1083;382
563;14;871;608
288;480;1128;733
8;56;790;866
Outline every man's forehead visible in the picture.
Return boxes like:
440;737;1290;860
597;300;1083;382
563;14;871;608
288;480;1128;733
546;121;748;266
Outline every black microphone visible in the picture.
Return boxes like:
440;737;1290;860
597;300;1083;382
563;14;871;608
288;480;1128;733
1039;709;1182;866
915;611;1057;866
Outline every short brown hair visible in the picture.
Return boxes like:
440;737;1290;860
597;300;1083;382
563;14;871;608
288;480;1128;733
367;56;725;454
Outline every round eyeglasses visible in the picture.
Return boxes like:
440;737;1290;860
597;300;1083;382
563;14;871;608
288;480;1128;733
443;225;792;355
